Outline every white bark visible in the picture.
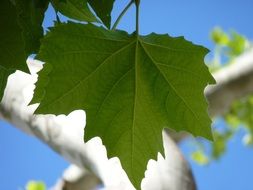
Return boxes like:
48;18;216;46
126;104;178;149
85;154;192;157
1;48;253;190
51;165;101;190
206;48;253;116
51;133;195;190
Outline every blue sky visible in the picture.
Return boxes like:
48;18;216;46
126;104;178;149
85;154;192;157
1;0;253;189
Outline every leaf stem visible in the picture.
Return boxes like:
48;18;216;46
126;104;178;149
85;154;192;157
112;0;134;30
135;0;140;35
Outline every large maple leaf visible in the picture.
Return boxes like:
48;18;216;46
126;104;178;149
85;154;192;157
33;22;215;189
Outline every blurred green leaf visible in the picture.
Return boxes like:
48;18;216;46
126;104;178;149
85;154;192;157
227;31;247;57
212;130;233;159
191;150;209;165
226;95;253;141
211;27;229;46
26;181;46;190
243;134;253;146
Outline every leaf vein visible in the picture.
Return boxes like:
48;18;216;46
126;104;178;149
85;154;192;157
40;40;136;110
139;40;201;125
141;41;204;53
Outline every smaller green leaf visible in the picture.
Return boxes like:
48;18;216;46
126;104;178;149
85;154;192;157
52;0;98;22
15;0;50;54
88;0;115;28
0;0;29;100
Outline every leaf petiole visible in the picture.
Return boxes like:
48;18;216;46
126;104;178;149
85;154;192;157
112;0;134;30
135;0;140;35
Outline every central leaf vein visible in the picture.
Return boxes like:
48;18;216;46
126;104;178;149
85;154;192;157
130;39;139;183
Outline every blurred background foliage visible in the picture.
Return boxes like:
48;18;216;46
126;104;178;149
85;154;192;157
190;27;253;165
26;181;46;190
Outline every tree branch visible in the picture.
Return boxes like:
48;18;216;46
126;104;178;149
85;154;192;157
206;48;253;117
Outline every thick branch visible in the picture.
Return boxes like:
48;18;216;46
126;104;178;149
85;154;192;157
52;165;100;190
206;48;253;117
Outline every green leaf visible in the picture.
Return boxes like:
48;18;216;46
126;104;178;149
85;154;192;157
225;95;253;142
26;181;46;190
88;0;115;28
191;150;209;165
212;130;232;159
15;0;49;54
51;0;98;22
243;134;253;146
227;31;247;57
0;0;29;100
33;22;214;189
211;27;229;46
